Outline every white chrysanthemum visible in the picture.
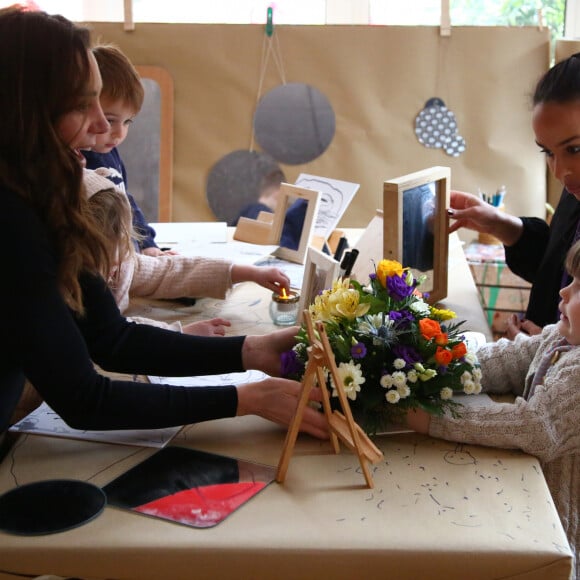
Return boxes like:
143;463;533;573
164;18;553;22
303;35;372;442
393;358;406;370
464;352;478;365
472;367;482;381
380;374;394;389
460;370;473;385
440;387;453;400
385;389;401;404
463;380;476;395
392;371;407;388
473;382;482;394
409;300;430;315
396;384;411;398
331;361;365;401
406;369;418;383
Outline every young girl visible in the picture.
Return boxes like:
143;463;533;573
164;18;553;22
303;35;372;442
84;168;288;336
0;8;327;440
407;240;580;577
448;54;580;338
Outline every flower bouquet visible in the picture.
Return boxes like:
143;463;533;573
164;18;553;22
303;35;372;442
281;260;482;436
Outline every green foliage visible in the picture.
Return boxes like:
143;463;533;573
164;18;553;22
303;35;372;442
450;0;564;57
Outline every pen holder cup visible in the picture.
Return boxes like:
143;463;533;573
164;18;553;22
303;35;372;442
269;291;300;326
477;232;502;245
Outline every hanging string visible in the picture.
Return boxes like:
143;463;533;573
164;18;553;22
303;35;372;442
249;10;287;152
435;33;450;101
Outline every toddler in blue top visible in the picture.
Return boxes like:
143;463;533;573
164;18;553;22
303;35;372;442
82;43;165;255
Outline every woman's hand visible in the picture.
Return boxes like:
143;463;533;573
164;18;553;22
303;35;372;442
448;190;523;246
182;318;231;337
242;326;299;376
236;377;329;439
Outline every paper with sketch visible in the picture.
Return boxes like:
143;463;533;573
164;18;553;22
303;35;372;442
148;369;269;387
9;402;182;448
294;174;359;241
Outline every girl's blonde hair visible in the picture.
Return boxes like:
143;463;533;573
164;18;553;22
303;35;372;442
86;187;136;284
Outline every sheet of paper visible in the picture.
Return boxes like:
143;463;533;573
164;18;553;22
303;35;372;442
294;174;359;240
148;370;269;387
9;402;181;448
149;222;228;245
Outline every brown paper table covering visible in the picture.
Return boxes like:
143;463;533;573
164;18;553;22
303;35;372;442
0;230;572;579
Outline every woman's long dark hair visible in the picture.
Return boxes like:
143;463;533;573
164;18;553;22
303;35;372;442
0;6;111;313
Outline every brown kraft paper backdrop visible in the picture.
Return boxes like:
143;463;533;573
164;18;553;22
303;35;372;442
83;23;550;230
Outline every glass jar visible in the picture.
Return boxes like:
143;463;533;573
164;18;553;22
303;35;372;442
269;290;300;326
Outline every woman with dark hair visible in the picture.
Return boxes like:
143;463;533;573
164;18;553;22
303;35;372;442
448;53;580;339
0;7;327;439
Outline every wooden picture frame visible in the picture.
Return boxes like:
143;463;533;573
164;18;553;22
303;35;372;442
119;66;174;222
297;246;340;324
383;166;450;304
272;183;320;265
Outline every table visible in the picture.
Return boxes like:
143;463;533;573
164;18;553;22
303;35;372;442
0;231;573;580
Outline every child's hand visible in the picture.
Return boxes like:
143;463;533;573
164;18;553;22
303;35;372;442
505;314;541;340
232;265;290;294
182;318;231;336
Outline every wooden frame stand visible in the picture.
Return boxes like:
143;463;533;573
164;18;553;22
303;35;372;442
276;312;384;489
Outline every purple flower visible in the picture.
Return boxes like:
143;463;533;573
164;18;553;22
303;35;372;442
351;342;367;359
389;309;414;328
392;344;422;367
387;274;414;301
280;350;304;378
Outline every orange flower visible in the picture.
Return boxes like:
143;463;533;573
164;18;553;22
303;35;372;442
452;342;467;359
435;332;448;346
435;347;453;366
419;318;441;340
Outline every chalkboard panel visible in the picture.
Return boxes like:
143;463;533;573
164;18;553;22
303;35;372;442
118;66;173;222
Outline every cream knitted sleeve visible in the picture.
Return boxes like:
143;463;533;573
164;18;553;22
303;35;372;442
430;327;580;463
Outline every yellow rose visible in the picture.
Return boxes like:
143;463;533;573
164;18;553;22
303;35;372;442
376;259;404;288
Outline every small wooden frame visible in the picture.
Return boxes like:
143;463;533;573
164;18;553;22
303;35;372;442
276;311;383;489
234;183;320;265
383;166;450;304
296;247;340;324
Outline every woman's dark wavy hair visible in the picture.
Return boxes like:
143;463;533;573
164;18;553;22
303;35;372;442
0;6;111;313
533;52;580;105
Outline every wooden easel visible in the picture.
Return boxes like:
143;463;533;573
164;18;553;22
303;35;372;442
276;311;384;488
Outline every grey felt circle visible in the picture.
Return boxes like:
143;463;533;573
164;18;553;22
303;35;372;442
206;149;281;225
253;83;335;165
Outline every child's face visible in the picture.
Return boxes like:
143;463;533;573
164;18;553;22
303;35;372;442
92;96;136;154
558;274;580;345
